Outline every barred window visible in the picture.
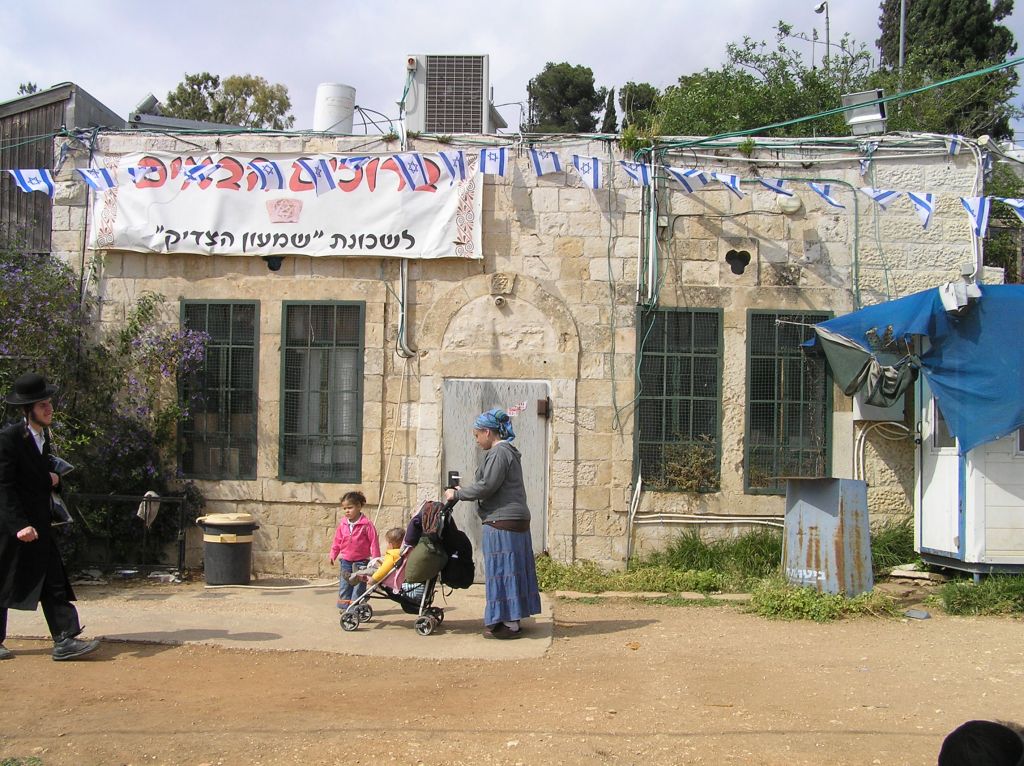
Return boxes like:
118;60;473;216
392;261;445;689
746;311;831;494
281;302;364;482
180;302;258;479
636;309;722;492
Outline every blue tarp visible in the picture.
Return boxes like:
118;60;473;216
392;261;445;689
810;284;1024;454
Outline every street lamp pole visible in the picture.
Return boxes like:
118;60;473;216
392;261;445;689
815;1;830;74
898;0;907;91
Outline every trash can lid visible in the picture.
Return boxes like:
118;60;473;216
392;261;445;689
197;513;257;526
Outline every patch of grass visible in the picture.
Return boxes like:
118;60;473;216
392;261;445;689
535;555;724;594
870;515;917;575
642;528;783;591
936;574;1024;615
749;577;899;622
2;758;45;766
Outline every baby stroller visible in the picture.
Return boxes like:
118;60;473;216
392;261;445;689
339;496;473;636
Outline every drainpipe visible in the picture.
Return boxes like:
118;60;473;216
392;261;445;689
396;259;415;359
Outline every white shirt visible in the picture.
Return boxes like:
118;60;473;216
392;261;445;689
26;422;44;453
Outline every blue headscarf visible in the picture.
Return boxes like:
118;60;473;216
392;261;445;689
474;407;515;441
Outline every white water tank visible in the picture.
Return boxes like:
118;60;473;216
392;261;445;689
313;83;356;133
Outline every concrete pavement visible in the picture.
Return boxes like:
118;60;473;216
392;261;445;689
6;578;552;659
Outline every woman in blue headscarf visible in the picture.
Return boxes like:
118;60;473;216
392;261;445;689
444;408;541;639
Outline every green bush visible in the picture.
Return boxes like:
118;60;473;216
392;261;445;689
642;528;782;590
936;575;1024;615
870;515;917;575
750;577;898;622
535;555;723;594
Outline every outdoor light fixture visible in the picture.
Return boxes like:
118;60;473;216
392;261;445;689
262;256;284;271
841;89;887;135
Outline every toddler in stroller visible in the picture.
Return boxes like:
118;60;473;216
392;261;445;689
339;497;473;636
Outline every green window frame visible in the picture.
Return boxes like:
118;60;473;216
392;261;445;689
179;301;259;480
635;308;722;492
280;302;364;482
745;310;832;494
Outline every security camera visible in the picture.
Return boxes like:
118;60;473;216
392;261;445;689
494;295;506;307
406;56;418;72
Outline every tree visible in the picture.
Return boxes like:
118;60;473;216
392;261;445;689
164;72;295;130
17;82;38;95
526;62;607;133
601;88;618;133
878;0;1017;68
619;82;660;131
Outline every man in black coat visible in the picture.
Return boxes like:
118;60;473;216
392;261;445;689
0;372;100;660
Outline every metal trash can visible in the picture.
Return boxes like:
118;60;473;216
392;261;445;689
196;513;259;585
784;478;873;596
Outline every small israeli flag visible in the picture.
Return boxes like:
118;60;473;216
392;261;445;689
946;135;963;156
393;153;429;190
296;158;337;196
906;192;935;230
439;150;467;184
665;167;710;193
572;155;603;189
997;197;1024;224
960;196;991;238
76;167;117;191
183;163;222;184
619;161;651;187
479;147;508;176
248;160;285;191
758;178;793;197
808;182;845;208
529;148;562;177
711;172;744;199
128;165;160;184
340;156;370;171
859;187;901;210
8;169;55;197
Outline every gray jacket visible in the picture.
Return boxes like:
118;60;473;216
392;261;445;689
454;440;530;524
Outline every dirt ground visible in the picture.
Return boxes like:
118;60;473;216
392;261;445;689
2;584;1023;766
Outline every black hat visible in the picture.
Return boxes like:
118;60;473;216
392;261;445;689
5;373;59;406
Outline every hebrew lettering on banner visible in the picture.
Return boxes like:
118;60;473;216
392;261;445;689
88;151;482;259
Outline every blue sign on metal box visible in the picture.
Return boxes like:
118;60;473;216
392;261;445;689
784;478;873;596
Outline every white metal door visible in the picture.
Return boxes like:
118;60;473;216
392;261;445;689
442;379;549;581
917;376;961;557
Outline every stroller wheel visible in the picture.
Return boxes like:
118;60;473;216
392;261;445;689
414;616;436;636
340;612;360;632
427;607;444;624
355;604;374;623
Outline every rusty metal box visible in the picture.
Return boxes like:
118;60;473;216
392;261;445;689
784;478;873;596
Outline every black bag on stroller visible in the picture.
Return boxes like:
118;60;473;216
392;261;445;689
440;516;474;589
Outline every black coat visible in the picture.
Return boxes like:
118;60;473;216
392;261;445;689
0;419;75;610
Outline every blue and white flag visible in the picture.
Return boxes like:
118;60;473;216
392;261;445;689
248;160;285;191
907;192;935;230
479;147;509;176
439;150;467;184
8;169;55;197
711;172;744;199
665;167;710;193
296;158;337;196
529;148;562;176
75;167;116;192
339;156;370;171
945;135;963;156
859;187;901;210
808;182;845;208
960;196;991;238
758;177;793;197
128;165;160;184
997;197;1024;224
619;160;651;187
183;163;222;184
572;155;603;189
393;152;429;190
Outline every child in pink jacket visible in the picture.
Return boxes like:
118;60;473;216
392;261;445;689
328;491;380;609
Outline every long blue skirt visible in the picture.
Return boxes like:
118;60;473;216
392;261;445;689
482;525;542;626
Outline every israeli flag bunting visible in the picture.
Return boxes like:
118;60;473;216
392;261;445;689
128;165;160;184
183;163;222;184
438;150;467;184
479;147;508;176
711;172;744;199
393;152;429;190
758;178;793;197
997;197;1024;224
296;158;337;196
76;167;117;192
946;135;962;156
619;161;651;187
248;160;285;191
859;157;873;176
960;196;991;238
860;187;901;210
906;192;935;230
340;156;370;171
808;182;845;208
665;167;710;193
572;155;603;189
529;148;562;176
8;169;55;197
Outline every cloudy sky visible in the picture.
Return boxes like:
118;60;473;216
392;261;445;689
3;0;1024;137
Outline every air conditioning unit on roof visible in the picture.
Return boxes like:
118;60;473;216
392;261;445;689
404;54;506;134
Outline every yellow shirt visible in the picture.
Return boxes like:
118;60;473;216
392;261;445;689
370;547;403;582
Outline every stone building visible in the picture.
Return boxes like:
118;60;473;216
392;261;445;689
46;129;988;576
